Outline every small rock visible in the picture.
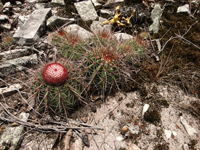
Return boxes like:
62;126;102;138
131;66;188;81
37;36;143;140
3;2;11;8
129;144;141;150
113;33;133;41
91;0;102;9
183;144;190;150
149;4;161;34
116;136;124;141
13;7;21;11
0;14;9;21
17;15;27;27
104;0;124;7
51;0;65;6
47;15;74;29
121;125;129;134
177;4;190;14
164;130;177;139
127;124;140;136
0;83;22;97
0;23;11;30
2;2;11;13
180;116;197;137
142;104;149;117
35;3;45;9
74;136;82;150
99;9;113;18
74;1;98;22
15;1;22;5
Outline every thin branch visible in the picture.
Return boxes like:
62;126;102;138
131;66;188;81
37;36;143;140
0;115;103;132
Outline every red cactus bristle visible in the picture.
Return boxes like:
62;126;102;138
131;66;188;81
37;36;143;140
42;63;68;85
58;29;67;37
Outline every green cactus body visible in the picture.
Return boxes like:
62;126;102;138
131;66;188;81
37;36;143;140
33;65;83;115
52;30;85;60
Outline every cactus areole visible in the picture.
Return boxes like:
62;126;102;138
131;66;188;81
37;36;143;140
42;63;68;85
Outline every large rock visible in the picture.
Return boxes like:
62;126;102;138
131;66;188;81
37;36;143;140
0;54;38;77
90;17;111;36
47;15;74;29
74;1;98;22
13;8;52;45
63;24;93;41
0;113;29;150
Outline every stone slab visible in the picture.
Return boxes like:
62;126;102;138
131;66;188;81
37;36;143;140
0;54;38;77
0;48;29;60
0;113;29;150
13;8;52;45
74;1;98;22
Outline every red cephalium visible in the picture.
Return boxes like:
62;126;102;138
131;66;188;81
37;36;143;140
42;63;68;85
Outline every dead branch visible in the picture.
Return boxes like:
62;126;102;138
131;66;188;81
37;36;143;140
64;129;72;150
0;115;103;133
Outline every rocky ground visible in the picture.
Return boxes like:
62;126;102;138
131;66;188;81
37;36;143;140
0;0;200;150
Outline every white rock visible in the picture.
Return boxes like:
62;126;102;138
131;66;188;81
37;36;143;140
0;113;29;150
142;104;149;117
90;17;111;35
164;130;171;139
149;4;161;34
51;0;65;6
0;14;9;21
104;0;124;7
180;116;197;137
0;83;22;97
13;8;52;45
164;130;177;139
113;33;133;41
177;4;190;14
47;15;71;28
3;2;11;8
183;144;190;150
116;136;124;141
15;1;22;5
63;24;93;41
91;0;102;9
100;9;113;17
129;144;141;150
74;1;98;22
0;48;29;60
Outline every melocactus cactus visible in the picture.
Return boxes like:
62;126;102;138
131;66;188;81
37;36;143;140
32;61;83;116
42;63;68;85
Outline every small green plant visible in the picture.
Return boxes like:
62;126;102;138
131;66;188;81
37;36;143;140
2;36;15;46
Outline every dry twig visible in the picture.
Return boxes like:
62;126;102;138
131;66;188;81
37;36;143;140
63;129;72;150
